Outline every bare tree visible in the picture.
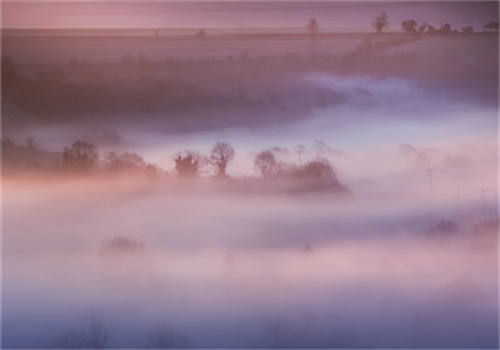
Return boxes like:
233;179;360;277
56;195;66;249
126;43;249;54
373;12;389;34
62;141;98;172
307;17;319;37
313;139;341;156
104;151;146;172
209;142;235;178
294;144;306;165
254;150;278;178
51;314;108;349
149;327;192;348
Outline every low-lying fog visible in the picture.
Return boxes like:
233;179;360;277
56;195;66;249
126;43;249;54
2;25;498;348
2;176;498;348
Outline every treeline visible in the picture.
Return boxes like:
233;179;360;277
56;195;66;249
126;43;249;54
1;56;347;123
308;13;498;35
1;56;214;119
1;138;346;191
189;15;499;37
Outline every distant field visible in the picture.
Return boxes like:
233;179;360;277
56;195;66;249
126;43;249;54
3;30;496;64
2;31;422;64
379;34;497;57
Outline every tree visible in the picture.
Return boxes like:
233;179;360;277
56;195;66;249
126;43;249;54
440;23;452;34
62;141;98;172
149;328;192;348
401;19;418;33
307;17;319;37
484;20;498;32
196;29;207;39
51;315;108;349
25;137;36;150
373;12;389;34
254;150;277;178
293;158;336;179
294;144;306;165
209;142;235;178
418;23;427;33
292;158;346;191
461;26;474;34
104;151;146;172
174;151;202;178
100;237;145;255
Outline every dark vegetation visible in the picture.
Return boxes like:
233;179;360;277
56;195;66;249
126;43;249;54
149;328;193;348
426;220;460;239
1;137;347;192
51;315;108;349
99;237;145;256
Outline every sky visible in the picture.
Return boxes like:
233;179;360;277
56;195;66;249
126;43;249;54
2;1;498;30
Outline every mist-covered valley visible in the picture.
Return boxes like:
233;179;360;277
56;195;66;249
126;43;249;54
3;175;498;348
1;1;499;348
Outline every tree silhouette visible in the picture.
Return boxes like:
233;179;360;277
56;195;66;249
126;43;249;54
461;26;474;34
294;159;336;179
100;237;145;255
418;23;427;33
440;23;452;34
51;315;108;349
25;137;36;150
294;144;306;165
292;158;346;191
254;150;277;178
373;12;389;34
196;29;207;39
401;19;418;33
307;17;319;37
104;151;146;172
62;141;98;172
174;151;202;178
209;142;235;178
484;20;498;32
149;327;193;348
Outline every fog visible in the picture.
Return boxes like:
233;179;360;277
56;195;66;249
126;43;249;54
2;1;499;348
3;177;498;348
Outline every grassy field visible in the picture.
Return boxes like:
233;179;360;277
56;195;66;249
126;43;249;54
5;31;493;64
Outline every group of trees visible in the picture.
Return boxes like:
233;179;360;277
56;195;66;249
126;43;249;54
188;16;497;38
306;13;498;35
172;142;343;189
253;149;343;189
173;141;235;178
59;141;159;176
3;137;344;189
398;16;498;35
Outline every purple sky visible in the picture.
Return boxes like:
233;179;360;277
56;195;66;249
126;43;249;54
2;1;498;30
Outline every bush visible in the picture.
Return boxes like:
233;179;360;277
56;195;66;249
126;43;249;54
99;237;145;255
